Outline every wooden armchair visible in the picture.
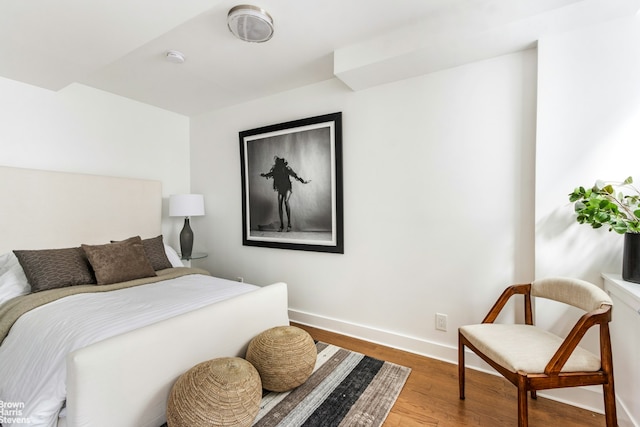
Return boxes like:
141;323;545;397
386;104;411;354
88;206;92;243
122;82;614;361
458;277;617;426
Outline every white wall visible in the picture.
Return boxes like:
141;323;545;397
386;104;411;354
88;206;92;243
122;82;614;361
190;49;537;361
536;15;640;284
0;78;191;245
536;14;640;426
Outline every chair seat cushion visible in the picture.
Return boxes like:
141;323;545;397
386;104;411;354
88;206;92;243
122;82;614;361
460;324;601;374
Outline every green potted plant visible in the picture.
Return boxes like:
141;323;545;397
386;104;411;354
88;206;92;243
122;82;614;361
569;176;640;283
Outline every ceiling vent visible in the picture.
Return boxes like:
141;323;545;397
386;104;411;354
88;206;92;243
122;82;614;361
227;5;274;43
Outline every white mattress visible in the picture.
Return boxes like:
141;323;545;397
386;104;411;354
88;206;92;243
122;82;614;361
0;274;258;427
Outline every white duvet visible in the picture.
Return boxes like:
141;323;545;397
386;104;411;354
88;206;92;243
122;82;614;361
0;274;258;427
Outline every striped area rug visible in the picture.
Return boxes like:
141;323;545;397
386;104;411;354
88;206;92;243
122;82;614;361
252;342;411;427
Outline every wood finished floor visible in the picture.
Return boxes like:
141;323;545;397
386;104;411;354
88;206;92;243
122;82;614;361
292;323;606;427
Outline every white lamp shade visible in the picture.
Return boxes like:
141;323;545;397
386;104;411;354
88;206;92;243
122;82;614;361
169;194;205;217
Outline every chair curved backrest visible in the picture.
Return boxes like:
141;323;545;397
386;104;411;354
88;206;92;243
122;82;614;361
531;277;612;312
459;277;617;427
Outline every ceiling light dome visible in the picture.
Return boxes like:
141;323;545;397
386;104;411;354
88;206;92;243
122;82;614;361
227;5;274;43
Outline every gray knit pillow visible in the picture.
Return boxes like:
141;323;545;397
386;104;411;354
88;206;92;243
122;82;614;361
13;247;96;292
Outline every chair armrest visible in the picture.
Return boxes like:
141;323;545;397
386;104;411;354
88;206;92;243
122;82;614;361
482;284;532;324
544;304;612;375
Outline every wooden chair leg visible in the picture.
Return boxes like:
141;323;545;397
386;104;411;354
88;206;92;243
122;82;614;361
517;374;529;427
600;327;617;427
458;335;465;400
530;390;537;400
603;381;617;427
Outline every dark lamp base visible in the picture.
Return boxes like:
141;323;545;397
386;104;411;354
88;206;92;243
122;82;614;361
180;218;194;259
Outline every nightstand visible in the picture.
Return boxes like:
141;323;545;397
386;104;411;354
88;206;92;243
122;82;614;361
180;252;208;261
180;252;208;267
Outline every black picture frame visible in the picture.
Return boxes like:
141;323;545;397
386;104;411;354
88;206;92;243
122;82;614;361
239;112;343;253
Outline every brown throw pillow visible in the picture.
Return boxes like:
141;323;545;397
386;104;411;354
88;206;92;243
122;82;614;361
82;236;156;285
142;235;173;270
111;235;172;271
13;247;96;292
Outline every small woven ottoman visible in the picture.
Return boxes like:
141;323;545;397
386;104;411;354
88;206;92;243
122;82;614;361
166;357;262;427
246;325;317;392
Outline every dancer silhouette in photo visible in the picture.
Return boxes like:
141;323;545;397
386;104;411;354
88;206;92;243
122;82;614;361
261;156;310;232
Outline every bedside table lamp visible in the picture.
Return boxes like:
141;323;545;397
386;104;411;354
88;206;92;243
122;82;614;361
169;194;205;259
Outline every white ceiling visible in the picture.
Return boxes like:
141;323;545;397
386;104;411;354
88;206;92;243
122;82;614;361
1;0;638;117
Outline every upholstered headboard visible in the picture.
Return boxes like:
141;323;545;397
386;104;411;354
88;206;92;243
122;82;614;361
0;166;162;253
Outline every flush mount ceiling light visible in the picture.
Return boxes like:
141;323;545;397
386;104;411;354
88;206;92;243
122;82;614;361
227;5;274;43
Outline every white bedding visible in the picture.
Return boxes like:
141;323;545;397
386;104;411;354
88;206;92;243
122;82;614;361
0;273;259;427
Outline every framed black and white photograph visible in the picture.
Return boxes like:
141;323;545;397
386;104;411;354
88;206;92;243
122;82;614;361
239;112;343;253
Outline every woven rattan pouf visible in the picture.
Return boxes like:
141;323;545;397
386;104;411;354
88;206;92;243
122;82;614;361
166;357;262;427
246;325;317;392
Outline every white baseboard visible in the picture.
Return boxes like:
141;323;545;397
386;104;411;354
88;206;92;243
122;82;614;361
288;308;633;425
289;308;460;364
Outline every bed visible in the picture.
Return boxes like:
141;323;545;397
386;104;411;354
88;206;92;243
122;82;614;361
0;166;290;427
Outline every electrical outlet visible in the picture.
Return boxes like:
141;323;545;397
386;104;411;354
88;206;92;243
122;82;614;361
435;313;447;331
